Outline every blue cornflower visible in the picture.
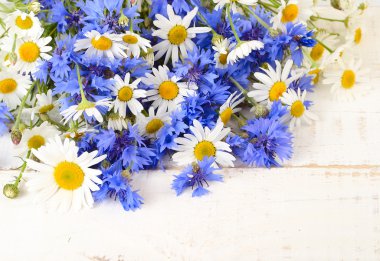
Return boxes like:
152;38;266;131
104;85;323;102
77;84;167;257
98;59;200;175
289;74;315;93
49;1;70;33
264;22;316;66
93;161;144;211
78;0;126;33
228;118;293;168
149;0;168;18
157;110;187;152
172;157;223;197
0;103;12;135
94;125;155;172
50;37;75;81
34;61;51;83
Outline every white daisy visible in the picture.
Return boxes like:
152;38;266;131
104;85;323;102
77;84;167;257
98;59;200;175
107;113;129;131
110;73;146;117
74;30;127;61
219;92;244;125
307;43;344;85
345;11;365;47
11;32;52;74
29;89;57;120
322;59;369;101
213;0;258;13
152;5;211;65
271;0;314;30
142;65;197;112
280;88;317;129
248;60;302;105
0;70;32;109
212;38;235;69
173;120;235;167
137;106;171;138
227;40;264;64
5;10;42;37
19;122;60;152
61;98;112;124
121;31;151;58
26;136;106;211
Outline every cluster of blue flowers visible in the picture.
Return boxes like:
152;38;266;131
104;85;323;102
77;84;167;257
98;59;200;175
1;0;324;210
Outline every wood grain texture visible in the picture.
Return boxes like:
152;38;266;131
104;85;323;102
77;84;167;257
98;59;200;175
0;6;379;261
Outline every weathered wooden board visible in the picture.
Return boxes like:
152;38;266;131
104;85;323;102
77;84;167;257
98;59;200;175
0;5;380;261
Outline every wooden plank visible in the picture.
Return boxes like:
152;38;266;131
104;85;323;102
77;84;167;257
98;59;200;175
1;167;380;260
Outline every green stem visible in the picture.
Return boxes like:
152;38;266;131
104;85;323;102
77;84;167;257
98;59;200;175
227;4;241;44
197;11;217;34
229;77;257;106
311;15;345;23
75;64;87;102
13;82;35;130
316;38;334;53
242;5;270;30
232;113;246;127
11;33;17;52
14;150;31;187
257;0;276;13
41;115;69;131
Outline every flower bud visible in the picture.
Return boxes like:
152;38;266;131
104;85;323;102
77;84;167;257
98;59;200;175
211;33;224;46
143;48;155;67
358;2;367;12
101;160;110;169
192;163;200;173
11;129;22;145
254;104;269;118
118;13;129;26
7;52;17;66
3;184;19;199
28;1;41;14
39;113;48;121
330;0;343;10
122;169;132;180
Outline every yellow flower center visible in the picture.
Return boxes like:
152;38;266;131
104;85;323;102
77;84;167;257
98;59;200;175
15;15;33;30
54;161;85;190
219;53;228;65
27;135;45;150
122;34;138;44
309;68;321;85
354;28;362;44
38;104;54;113
310;43;324;61
220;107;233;125
194;140;216;161
19;42;40;63
281;4;299;23
0;78;17;94
158;81;179;100
146;118;164;134
269;81;287;101
118;86;133;102
168;25;188;45
341;70;356;89
91;36;113;50
290;100;305;118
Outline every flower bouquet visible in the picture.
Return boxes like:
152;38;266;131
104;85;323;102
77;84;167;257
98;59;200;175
0;0;368;211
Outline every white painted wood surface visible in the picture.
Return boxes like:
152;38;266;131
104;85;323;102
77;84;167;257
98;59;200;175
1;6;380;261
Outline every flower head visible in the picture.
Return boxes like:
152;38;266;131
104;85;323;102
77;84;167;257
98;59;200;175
172;157;223;197
173;119;235;167
152;5;211;65
228;117;293;167
26;136;106;211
